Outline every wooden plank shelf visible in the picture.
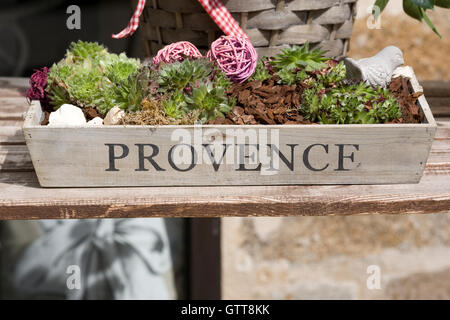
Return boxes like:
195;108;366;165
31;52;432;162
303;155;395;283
0;77;449;220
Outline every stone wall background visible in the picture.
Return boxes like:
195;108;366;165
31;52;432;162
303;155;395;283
221;1;450;300
222;215;450;299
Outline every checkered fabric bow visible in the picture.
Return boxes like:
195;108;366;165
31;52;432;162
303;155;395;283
112;0;248;39
197;0;248;39
112;0;146;39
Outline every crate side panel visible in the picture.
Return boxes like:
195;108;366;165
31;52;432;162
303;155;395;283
24;125;434;187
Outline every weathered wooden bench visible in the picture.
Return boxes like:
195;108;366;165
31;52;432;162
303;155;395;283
1;77;450;220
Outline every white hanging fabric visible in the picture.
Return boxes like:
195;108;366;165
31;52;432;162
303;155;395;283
11;218;175;300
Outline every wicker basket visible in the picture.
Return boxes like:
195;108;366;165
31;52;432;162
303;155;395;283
138;0;358;59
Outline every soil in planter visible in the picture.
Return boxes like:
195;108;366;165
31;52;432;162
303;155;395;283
388;76;424;124
208;76;313;125
83;107;101;121
208;75;423;125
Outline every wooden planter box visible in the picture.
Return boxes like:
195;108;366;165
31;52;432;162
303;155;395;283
23;68;437;187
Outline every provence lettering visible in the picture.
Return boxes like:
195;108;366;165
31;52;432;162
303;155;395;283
105;143;360;173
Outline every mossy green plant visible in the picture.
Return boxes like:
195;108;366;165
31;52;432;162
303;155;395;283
157;58;213;93
152;58;235;124
271;43;328;74
248;44;332;85
301;81;402;124
46;40;143;115
248;57;271;82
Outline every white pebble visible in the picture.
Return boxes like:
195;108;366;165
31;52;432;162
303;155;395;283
104;106;125;125
48;104;86;127
87;117;104;126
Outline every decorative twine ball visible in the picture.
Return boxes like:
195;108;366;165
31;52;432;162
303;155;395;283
152;41;202;65
207;36;257;83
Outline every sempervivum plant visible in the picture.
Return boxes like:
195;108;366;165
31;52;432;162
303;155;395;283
153;58;235;123
157;58;213;93
271;43;328;73
301;81;402;124
46;40;144;115
248;44;334;85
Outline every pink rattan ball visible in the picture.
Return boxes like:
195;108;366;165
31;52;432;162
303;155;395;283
152;41;202;65
207;36;257;83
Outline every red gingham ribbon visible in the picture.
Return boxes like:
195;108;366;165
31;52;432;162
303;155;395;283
197;0;248;38
113;0;248;39
112;0;146;39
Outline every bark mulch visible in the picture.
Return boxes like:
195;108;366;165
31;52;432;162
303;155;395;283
389;76;424;124
208;76;313;125
209;75;424;125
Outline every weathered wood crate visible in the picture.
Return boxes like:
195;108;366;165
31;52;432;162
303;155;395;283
22;69;437;187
